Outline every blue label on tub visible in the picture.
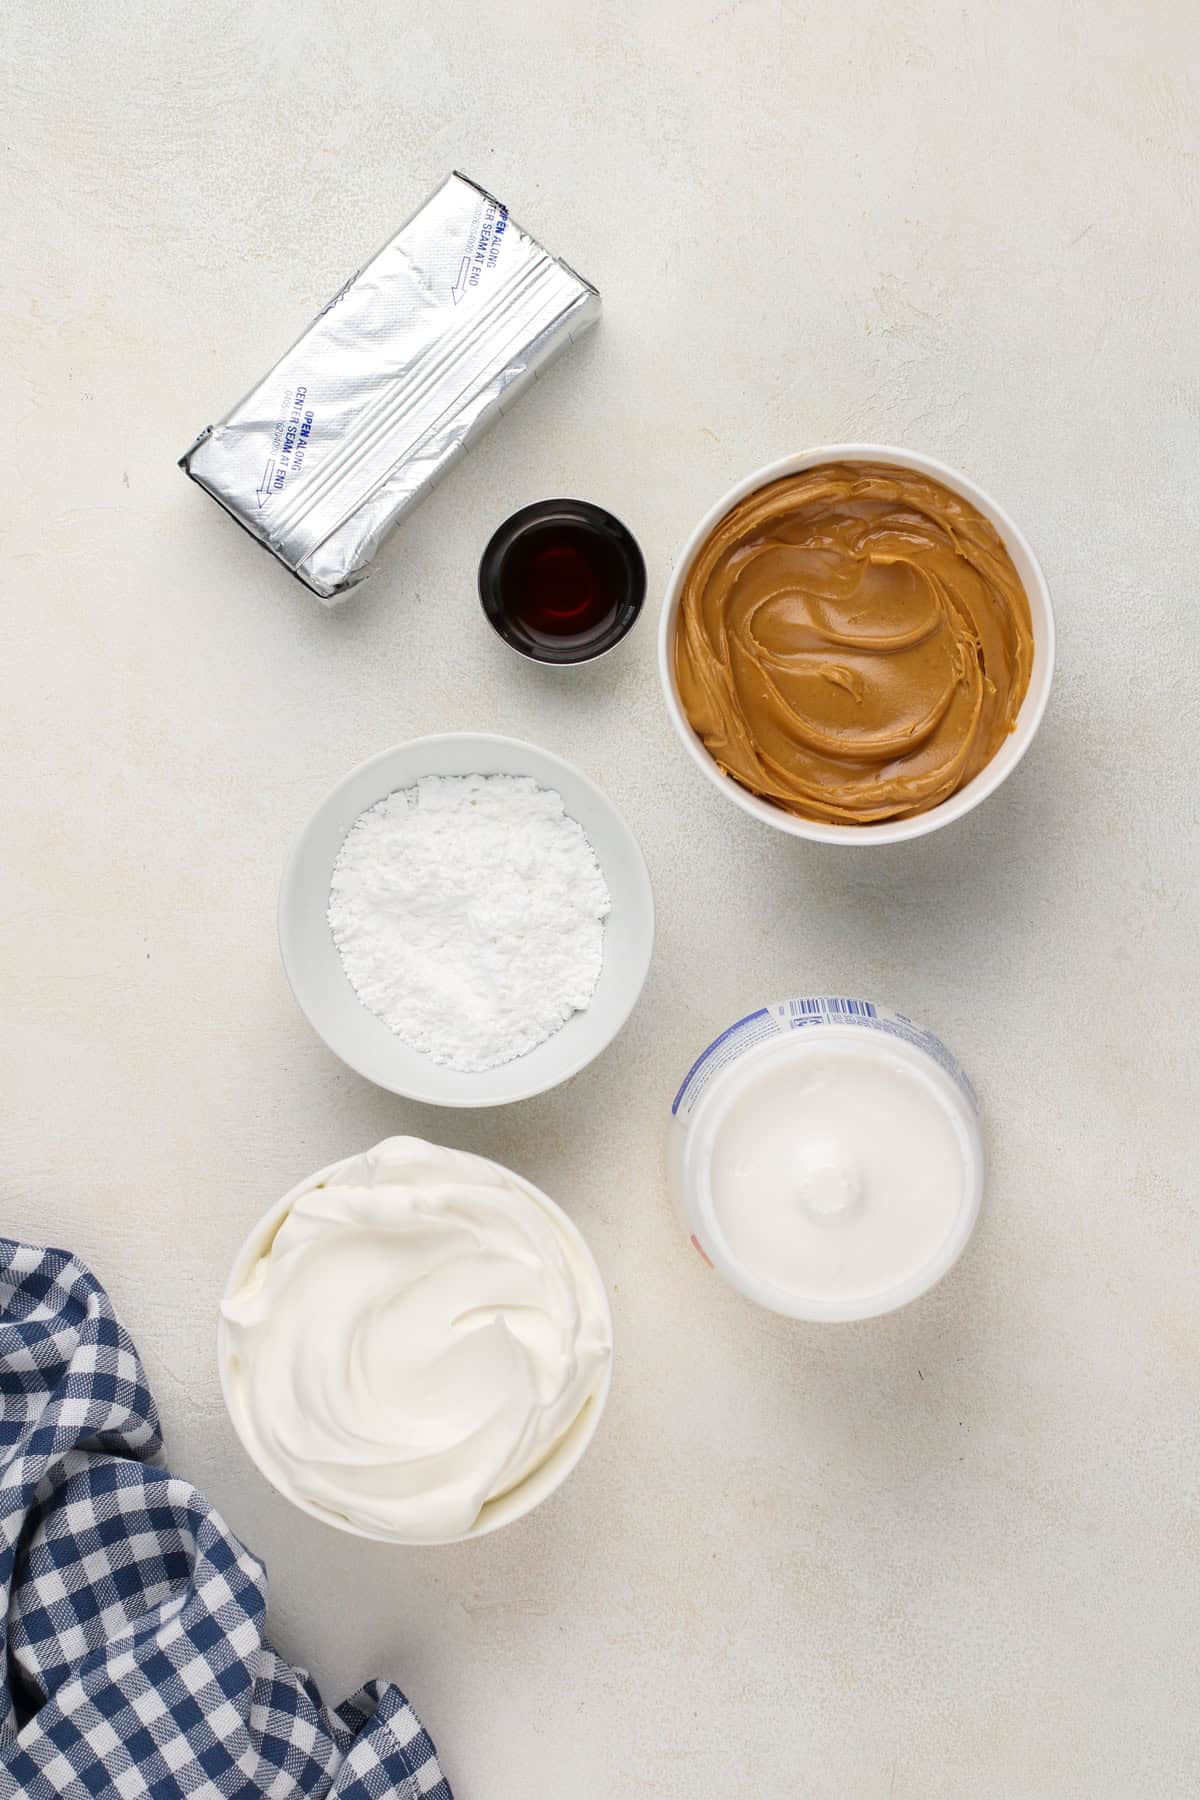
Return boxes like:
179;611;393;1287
671;998;977;1119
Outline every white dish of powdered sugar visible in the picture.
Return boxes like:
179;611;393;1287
279;734;654;1106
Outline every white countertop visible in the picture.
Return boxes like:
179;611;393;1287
4;3;1197;1795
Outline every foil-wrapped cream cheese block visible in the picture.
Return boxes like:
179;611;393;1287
180;172;600;600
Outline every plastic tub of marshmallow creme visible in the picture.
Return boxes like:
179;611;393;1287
668;999;983;1321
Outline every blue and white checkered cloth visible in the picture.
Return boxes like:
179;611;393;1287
0;1240;453;1799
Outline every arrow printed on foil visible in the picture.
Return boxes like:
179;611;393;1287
255;460;276;507
450;256;471;305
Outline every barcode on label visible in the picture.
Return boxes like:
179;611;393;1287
787;997;878;1019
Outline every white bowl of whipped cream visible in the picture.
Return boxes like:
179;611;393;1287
218;1136;613;1544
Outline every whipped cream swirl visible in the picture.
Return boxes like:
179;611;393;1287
221;1137;611;1541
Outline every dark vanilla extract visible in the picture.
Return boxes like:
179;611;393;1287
479;500;645;664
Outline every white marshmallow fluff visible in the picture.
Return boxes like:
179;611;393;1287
668;1003;982;1321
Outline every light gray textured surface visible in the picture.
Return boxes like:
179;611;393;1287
2;3;1197;1796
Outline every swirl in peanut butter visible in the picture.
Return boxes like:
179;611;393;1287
673;462;1035;825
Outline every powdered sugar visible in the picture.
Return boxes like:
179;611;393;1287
327;773;612;1072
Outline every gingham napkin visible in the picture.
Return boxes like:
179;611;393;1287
0;1240;453;1800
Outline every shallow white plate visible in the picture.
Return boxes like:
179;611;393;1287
279;733;655;1106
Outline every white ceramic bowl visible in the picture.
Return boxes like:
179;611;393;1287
658;444;1056;845
279;733;654;1105
218;1152;614;1544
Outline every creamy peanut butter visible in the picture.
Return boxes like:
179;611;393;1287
673;462;1035;825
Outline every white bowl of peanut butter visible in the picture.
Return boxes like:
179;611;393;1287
659;446;1054;843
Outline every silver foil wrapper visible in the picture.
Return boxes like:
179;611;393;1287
180;172;600;601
